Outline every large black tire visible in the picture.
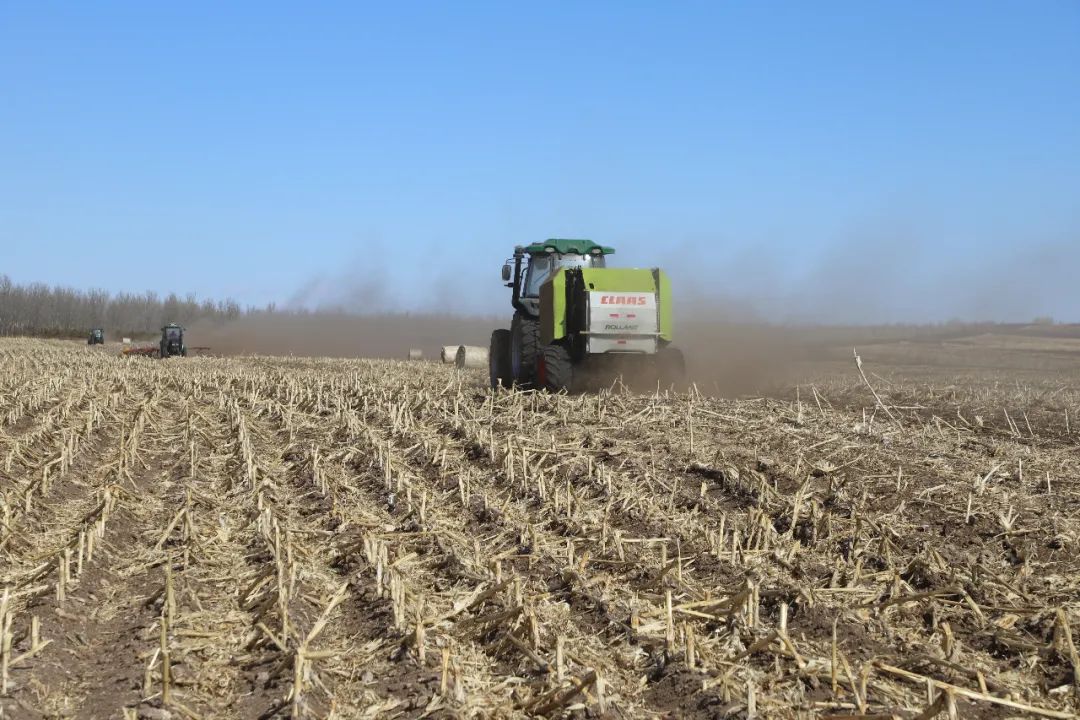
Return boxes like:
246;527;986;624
510;312;540;387
656;346;686;388
489;329;512;389
537;343;574;393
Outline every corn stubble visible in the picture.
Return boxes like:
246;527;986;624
0;337;1077;719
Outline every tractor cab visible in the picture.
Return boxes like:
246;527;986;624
87;328;105;345
159;324;187;358
503;239;614;318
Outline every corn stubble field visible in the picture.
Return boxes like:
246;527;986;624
0;337;1078;720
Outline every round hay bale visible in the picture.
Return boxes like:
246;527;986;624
455;345;488;369
440;345;458;364
407;348;423;361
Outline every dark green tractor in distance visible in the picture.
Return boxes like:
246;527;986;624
87;328;105;345
489;239;685;392
159;324;187;358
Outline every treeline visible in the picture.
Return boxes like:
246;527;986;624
0;274;243;339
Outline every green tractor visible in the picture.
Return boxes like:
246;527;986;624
489;239;684;392
87;328;105;345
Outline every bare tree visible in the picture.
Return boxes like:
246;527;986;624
0;277;247;339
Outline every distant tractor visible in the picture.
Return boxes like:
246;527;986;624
159;324;187;358
489;239;684;392
87;328;105;345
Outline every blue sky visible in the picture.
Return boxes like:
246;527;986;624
2;2;1078;321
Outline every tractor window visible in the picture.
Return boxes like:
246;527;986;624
523;255;553;297
524;253;607;296
166;328;181;340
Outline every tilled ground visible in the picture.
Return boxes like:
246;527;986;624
0;338;1078;719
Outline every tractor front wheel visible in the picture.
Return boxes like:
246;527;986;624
537;344;573;393
489;329;512;389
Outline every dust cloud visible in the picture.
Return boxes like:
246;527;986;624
674;321;805;396
656;227;1080;394
186;251;502;363
673;229;1080;326
186;307;821;396
188;312;497;362
184;307;1078;397
187;230;1079;396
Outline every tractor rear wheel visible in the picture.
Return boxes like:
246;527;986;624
511;312;540;387
489;329;512;389
537;344;573;393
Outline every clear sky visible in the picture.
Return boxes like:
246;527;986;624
2;2;1078;322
